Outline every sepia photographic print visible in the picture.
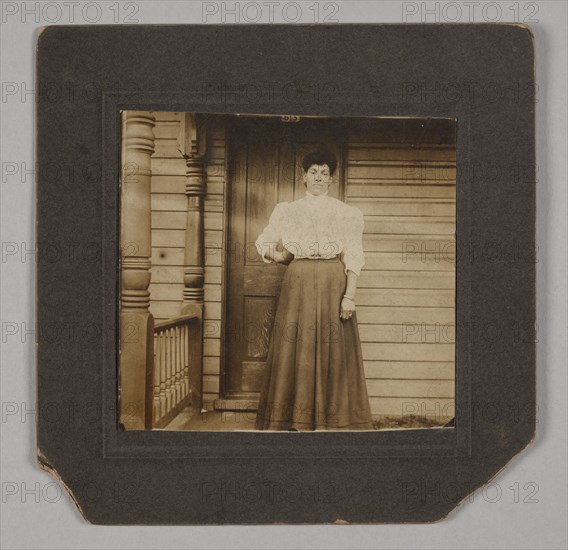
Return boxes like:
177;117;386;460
119;113;456;432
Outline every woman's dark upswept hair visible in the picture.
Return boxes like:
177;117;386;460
302;146;337;176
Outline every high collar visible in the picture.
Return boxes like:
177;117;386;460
304;190;329;199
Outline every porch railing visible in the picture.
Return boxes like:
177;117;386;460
148;313;200;429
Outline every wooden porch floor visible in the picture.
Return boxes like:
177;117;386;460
163;407;454;431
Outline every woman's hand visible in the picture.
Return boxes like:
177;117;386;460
275;248;294;264
341;270;358;320
340;296;355;320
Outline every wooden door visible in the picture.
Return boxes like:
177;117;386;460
220;117;345;408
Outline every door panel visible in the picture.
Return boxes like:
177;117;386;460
222;117;345;406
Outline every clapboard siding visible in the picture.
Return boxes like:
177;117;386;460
200;123;226;409
362;234;455;252
147;113;226;410
347;122;456;420
348;184;455;199
364;361;454;380
347;165;455;181
358;324;454;343
358;271;454;289
356;288;455;307
149;112;186;322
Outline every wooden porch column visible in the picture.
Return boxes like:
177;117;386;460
180;113;206;412
119;111;156;430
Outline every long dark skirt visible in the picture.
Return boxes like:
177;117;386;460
255;257;374;431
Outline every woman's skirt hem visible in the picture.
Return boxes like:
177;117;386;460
254;257;374;432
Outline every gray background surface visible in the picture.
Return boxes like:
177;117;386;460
1;1;566;548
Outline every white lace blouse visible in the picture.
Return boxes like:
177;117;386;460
255;191;366;276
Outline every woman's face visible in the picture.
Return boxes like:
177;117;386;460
303;164;332;195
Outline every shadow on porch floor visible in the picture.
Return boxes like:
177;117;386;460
163;407;453;431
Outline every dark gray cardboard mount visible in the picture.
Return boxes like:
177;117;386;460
36;24;536;525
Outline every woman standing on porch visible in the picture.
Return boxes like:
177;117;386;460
254;147;373;431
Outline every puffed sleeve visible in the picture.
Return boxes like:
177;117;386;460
342;206;365;276
255;202;288;263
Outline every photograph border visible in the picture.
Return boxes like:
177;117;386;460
102;95;469;459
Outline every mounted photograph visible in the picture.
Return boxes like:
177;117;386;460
119;113;457;432
36;23;536;525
